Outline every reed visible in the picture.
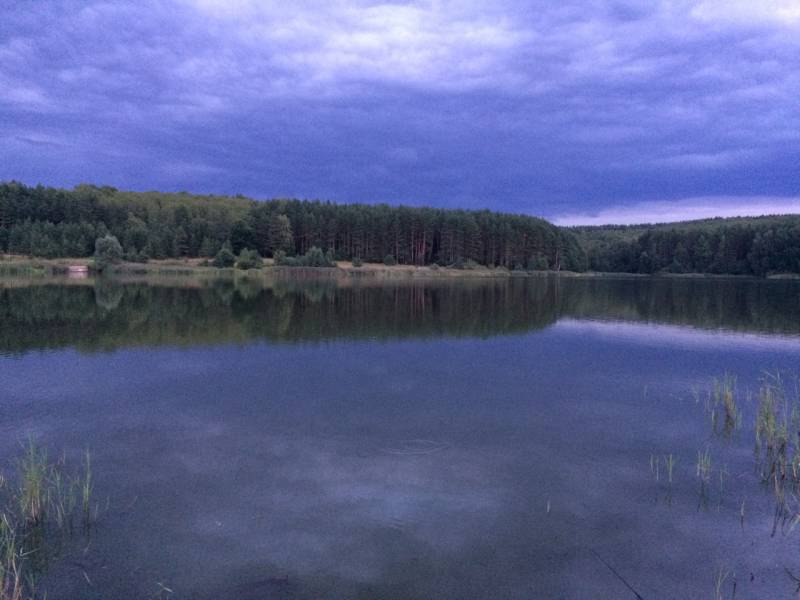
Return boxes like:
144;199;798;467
649;454;660;481
696;447;713;484
0;514;23;600
707;374;740;437
650;454;676;487
81;450;93;528
665;454;675;484
754;373;800;499
17;441;48;526
713;564;731;600
0;440;98;599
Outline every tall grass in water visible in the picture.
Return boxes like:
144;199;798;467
755;373;800;490
713;564;733;600
696;447;713;484
1;440;97;599
749;373;800;536
0;478;24;600
665;454;675;484
17;442;48;527
81;450;92;528
650;454;676;483
707;374;741;437
695;446;714;508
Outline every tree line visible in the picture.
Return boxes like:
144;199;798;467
0;182;586;271
573;215;800;276
3;181;796;275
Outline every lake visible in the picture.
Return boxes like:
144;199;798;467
1;274;799;599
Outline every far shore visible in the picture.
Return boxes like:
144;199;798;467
0;254;797;281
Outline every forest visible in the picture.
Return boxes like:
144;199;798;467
0;182;586;271
573;215;800;276
2;181;798;275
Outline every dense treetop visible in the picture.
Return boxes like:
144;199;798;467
572;215;800;276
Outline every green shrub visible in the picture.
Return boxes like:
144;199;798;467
383;254;397;266
236;248;263;270
306;247;327;267
213;243;236;268
275;246;335;267
93;235;123;271
352;256;363;267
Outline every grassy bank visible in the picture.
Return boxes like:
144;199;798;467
2;254;795;281
0;255;527;279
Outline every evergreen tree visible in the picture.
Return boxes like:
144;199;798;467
267;213;293;255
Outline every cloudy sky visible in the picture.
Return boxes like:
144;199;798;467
1;0;798;224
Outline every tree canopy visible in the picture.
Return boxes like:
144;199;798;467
572;215;800;276
0;182;586;271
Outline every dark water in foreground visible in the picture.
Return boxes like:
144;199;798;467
1;275;799;599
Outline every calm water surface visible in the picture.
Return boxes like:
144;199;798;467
1;275;799;599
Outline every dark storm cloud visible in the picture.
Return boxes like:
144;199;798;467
1;0;798;222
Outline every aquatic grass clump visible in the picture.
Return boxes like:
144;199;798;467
665;454;675;484
696;447;713;484
706;374;741;437
0;479;24;600
695;446;716;508
649;453;675;484
754;374;800;535
754;373;800;492
17;441;48;527
80;450;93;527
713;564;733;600
0;440;97;599
649;453;678;505
716;374;740;433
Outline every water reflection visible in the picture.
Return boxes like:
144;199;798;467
0;275;798;355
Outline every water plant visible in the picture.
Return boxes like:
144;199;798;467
17;441;48;526
650;454;676;486
81;450;93;527
0;440;97;599
0;511;24;600
665;454;675;484
706;374;741;437
696;447;713;484
713;564;733;600
755;373;800;482
649;453;660;482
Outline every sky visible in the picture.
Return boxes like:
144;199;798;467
1;0;799;224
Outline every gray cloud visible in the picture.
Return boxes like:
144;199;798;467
1;0;798;220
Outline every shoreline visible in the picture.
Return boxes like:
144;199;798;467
0;254;797;281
